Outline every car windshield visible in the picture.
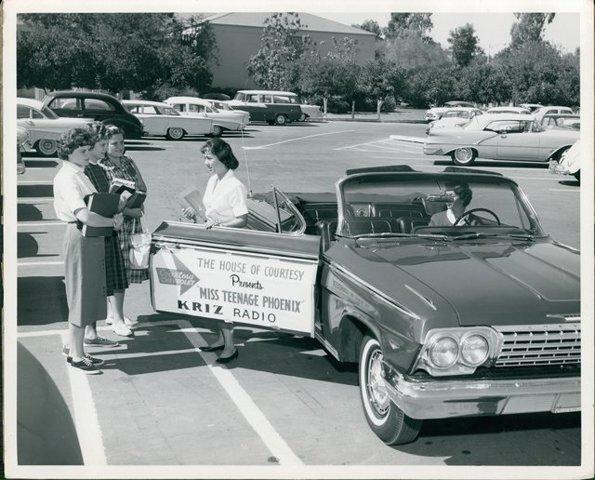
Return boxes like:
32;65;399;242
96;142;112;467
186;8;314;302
337;175;543;239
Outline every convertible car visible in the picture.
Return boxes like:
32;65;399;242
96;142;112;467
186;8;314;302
424;113;579;165
150;165;580;445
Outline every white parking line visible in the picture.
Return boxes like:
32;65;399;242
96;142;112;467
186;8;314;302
334;139;388;151
549;188;580;192
18;197;54;203
19;320;303;466
61;331;107;465
179;320;304;466
243;130;353;150
18;260;64;266
18;220;65;227
18;180;53;185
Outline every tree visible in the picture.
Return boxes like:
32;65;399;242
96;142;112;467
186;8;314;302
359;59;405;117
454;61;512;105
384;13;433;40
447;23;483;67
247;12;310;90
17;13;217;95
380;30;449;71
352;19;382;39
298;37;361;115
510;13;555;47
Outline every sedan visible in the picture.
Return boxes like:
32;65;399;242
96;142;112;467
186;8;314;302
426;108;483;134
163;96;249;136
17;98;92;156
424;113;579;165
122;100;213;140
541;114;580;131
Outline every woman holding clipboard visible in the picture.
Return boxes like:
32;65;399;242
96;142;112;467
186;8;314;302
53;128;123;374
182;138;248;363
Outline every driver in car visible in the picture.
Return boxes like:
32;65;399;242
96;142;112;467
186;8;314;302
429;183;479;227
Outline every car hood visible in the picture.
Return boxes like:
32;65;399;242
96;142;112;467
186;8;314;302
349;239;580;327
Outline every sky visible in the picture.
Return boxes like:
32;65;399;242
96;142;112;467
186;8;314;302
317;12;580;54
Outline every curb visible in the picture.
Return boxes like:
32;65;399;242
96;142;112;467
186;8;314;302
389;135;426;144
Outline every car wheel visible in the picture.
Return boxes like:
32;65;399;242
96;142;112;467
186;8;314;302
166;127;185;140
212;125;223;137
451;147;476;166
36;139;58;157
274;114;287;126
359;335;421;445
299;113;307;122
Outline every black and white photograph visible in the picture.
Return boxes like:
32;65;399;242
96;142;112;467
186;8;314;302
2;0;594;478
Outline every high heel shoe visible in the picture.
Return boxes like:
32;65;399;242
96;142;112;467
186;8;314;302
201;343;225;352
216;349;238;364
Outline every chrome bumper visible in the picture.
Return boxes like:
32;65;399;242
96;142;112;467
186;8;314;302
384;371;580;420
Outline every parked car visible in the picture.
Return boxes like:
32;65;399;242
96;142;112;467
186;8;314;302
227;90;303;125
532;106;574;123
150;165;580;445
424;113;579;165
424;101;476;122
122;100;213;140
17;125;31;174
163;96;249;136
42;91;143;139
17;97;92;156
519;103;544;112
550;139;580;182
486;106;531;115
541;113;580;131
426;107;483;134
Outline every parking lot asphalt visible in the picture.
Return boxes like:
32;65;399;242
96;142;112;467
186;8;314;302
14;120;581;467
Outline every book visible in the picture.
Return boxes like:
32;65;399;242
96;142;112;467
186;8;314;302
109;177;137;195
126;191;147;209
177;187;205;220
80;193;120;237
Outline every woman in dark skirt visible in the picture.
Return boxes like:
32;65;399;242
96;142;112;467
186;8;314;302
54;128;122;374
84;122;132;339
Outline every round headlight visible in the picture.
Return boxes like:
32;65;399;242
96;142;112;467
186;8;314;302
428;336;459;368
460;334;489;366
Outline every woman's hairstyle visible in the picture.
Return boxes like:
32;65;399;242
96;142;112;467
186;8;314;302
105;125;124;139
201;138;239;170
57;128;94;160
452;183;473;207
87;121;108;145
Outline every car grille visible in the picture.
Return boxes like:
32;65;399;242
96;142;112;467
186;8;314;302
493;323;581;367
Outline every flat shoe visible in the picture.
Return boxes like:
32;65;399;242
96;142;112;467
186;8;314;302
201;344;225;352
111;322;133;337
216;350;238;364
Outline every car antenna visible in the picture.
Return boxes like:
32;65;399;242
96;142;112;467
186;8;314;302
239;122;253;197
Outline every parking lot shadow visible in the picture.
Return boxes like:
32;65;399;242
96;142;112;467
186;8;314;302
124;145;165;151
396;412;580;465
18;232;59;259
559;179;580;187
18;204;43;221
123;314;358;385
18;184;54;198
432;159;548;170
22;158;59;168
18;276;69;326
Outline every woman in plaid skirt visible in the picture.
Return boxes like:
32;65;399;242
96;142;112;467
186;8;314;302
83;123;132;339
100;126;149;329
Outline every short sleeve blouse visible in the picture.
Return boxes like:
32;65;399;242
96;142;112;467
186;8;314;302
202;170;248;223
53;161;97;222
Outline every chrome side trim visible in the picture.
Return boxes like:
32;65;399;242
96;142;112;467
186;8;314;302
314;331;340;360
404;284;437;311
326;261;421;320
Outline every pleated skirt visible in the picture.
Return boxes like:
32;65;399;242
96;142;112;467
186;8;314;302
63;224;107;326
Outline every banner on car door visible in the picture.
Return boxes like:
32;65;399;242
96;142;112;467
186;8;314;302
151;245;318;335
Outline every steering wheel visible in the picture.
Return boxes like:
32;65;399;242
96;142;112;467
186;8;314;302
454;208;501;226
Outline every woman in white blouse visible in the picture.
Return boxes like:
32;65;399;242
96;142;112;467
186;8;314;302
54;128;123;374
182;138;248;363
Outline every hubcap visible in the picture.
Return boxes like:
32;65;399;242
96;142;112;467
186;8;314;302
455;148;472;163
367;349;389;416
277;115;286;125
170;128;183;139
39;140;56;153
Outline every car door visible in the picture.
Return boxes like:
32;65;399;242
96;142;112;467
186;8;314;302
134;105;163;135
150;188;320;335
240;94;267;122
82;97;117;122
496;120;542;160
